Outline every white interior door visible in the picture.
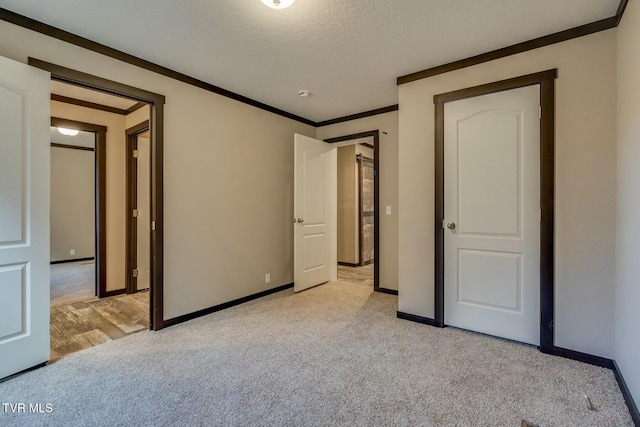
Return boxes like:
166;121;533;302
136;135;150;291
444;85;540;345
294;134;337;292
0;55;51;378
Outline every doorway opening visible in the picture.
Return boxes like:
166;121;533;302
29;58;167;362
324;130;394;294
50;123;100;307
336;140;375;288
47;85;153;362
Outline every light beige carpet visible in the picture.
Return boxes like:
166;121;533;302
0;281;633;426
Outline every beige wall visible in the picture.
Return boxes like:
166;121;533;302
337;145;358;264
50;144;94;261
398;30;617;358
356;144;374;159
615;0;640;405
50;101;127;292
0;20;315;319
317;111;399;290
126;104;150;129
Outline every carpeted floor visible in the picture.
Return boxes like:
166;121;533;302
50;261;96;307
0;282;632;426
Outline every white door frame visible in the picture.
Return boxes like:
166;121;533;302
433;69;557;353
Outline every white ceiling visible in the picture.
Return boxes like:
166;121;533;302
51;80;138;110
1;0;619;122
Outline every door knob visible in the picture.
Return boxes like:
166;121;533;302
447;222;456;230
297;218;304;223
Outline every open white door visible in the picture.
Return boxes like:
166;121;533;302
293;134;337;292
0;56;51;379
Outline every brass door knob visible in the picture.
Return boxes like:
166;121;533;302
447;222;456;230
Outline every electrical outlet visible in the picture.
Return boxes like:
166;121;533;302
70;249;76;256
265;273;271;284
386;206;392;215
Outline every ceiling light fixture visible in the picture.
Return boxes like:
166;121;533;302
261;0;295;9
57;127;79;136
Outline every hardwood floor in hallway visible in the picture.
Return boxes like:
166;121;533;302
338;263;374;287
50;291;150;363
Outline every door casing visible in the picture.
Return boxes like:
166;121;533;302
434;69;557;352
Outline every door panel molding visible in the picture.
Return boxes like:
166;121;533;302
31;58;167;331
433;69;557;352
0;55;50;379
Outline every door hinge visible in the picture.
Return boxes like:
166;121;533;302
132;268;139;278
133;209;139;218
539;106;542;119
151;221;156;231
133;150;139;158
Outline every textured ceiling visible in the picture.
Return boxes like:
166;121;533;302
0;0;620;122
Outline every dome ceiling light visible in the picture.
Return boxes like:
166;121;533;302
57;127;79;136
261;0;295;9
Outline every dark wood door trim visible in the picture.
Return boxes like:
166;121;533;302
51;94;129;115
51;117;107;299
433;69;557;352
0;9;313;126
357;154;364;266
35;59;166;331
397;0;628;85
126;120;150;295
317;105;398;127
325;131;386;293
50;142;94;152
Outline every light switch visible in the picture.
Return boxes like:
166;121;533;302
386;206;392;215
